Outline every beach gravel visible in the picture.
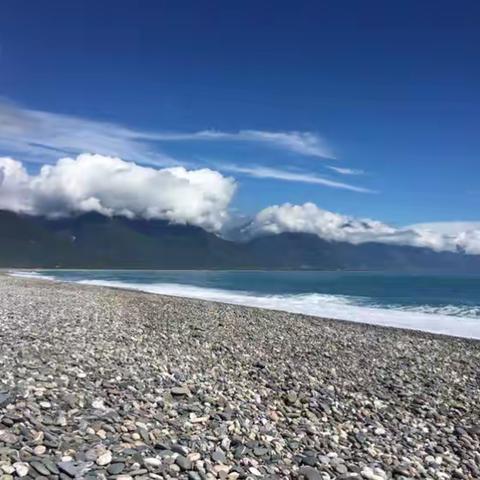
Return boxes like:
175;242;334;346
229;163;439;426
0;275;479;479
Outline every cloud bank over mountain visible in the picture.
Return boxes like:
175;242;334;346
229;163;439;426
244;203;480;255
0;154;479;254
0;154;236;232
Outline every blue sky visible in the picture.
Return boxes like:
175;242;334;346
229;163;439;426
0;0;479;227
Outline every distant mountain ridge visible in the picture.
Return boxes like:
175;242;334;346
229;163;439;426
1;210;479;271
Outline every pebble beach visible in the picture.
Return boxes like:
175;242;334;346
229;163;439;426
0;275;479;480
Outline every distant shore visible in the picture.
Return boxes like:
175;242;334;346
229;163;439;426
1;275;479;479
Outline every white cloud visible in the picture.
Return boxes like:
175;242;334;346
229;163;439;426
0;157;32;212
326;165;364;175
408;222;480;255
0;101;176;166
245;203;395;242
0;154;236;232
408;222;480;235
0;101;333;166
454;231;480;255
221;164;374;193
146;129;334;159
1;155;478;254
244;202;480;255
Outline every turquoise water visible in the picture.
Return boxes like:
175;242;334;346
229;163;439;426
13;270;480;339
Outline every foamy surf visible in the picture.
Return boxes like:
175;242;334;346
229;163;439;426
8;270;58;281
8;271;480;340
74;278;480;340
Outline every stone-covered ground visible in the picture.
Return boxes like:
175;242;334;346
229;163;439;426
0;276;479;480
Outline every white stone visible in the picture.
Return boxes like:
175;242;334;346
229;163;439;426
1;465;15;474
144;457;162;468
361;467;385;480
13;463;29;478
33;445;46;455
96;450;112;466
92;398;106;409
214;464;230;474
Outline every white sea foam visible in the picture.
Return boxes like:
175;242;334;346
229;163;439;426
373;303;480;318
8;270;57;281
7;271;480;339
73;279;480;340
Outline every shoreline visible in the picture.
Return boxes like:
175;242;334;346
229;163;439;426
7;270;480;342
1;275;479;479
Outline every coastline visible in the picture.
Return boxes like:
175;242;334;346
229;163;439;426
1;275;479;479
7;270;480;341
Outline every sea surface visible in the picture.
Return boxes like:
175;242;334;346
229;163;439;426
11;270;480;339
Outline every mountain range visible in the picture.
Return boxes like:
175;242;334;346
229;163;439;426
1;210;479;271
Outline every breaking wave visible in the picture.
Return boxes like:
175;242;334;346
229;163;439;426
9;271;480;340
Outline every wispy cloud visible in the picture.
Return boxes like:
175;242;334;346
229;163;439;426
0;101;333;167
148;130;334;159
326;165;364;175
221;164;374;193
0;100;175;166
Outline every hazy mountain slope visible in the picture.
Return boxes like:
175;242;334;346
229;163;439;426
0;211;247;268
0;211;479;271
246;232;480;271
0;211;75;267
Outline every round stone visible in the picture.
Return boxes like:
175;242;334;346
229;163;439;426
96;451;112;466
175;455;192;471
144;457;162;468
108;463;125;475
33;445;47;455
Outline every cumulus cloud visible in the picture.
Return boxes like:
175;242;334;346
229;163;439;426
408;222;480;255
0;154;236;232
221;164;373;193
1;152;477;254
243;202;480;255
408;222;480;236
0;157;32;212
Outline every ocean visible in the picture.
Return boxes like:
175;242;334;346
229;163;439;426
11;270;480;339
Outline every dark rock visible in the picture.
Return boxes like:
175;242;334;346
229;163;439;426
30;461;51;476
299;466;322;480
0;391;13;407
57;461;91;478
301;455;317;467
171;387;190;396
175;455;192;471
107;463;125;475
212;448;227;464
